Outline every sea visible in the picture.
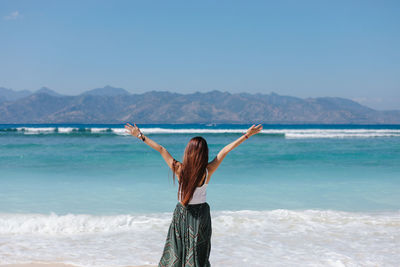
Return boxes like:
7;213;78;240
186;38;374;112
0;124;399;266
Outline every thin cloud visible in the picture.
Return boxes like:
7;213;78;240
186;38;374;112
3;11;22;20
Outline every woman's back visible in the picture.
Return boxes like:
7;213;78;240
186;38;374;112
179;168;209;205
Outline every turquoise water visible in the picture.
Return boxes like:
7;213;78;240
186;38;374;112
1;124;400;266
1;124;399;214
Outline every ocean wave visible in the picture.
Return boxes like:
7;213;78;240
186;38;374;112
1;127;400;138
0;209;399;266
0;209;399;235
0;212;169;235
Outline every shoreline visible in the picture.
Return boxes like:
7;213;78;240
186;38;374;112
0;264;156;267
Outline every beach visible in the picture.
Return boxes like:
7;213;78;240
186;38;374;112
0;264;79;267
1;124;399;266
0;265;155;267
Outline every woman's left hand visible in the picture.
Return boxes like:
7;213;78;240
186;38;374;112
125;123;141;137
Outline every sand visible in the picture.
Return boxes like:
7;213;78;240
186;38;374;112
0;264;156;267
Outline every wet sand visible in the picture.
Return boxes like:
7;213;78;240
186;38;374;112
0;264;156;267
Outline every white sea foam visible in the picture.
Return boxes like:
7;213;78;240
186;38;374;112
16;127;57;134
89;128;109;133
111;128;129;135
57;127;78;133
7;127;400;138
0;209;399;266
282;129;400;138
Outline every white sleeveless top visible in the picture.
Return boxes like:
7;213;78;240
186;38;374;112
178;168;208;205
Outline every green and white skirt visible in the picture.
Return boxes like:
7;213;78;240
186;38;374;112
159;202;212;267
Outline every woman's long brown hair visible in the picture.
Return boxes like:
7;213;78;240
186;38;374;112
172;136;208;206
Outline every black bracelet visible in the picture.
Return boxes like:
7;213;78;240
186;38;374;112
137;131;145;141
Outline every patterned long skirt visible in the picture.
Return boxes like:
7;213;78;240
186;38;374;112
159;202;212;267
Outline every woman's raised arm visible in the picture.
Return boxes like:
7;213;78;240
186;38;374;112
125;123;177;171
207;124;263;176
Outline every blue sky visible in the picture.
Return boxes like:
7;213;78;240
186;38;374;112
1;0;399;110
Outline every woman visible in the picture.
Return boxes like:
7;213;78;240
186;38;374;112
124;123;263;267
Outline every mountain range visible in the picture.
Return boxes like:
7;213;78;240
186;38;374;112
0;85;399;124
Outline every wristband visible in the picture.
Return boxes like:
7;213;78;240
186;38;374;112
243;133;249;139
137;131;145;141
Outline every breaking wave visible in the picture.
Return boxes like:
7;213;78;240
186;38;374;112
1;126;400;138
0;209;399;266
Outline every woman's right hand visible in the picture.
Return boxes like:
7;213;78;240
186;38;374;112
246;124;263;137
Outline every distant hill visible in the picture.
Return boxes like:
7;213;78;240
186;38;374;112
35;87;63;97
0;86;399;124
81;85;130;96
0;86;62;103
0;87;32;102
